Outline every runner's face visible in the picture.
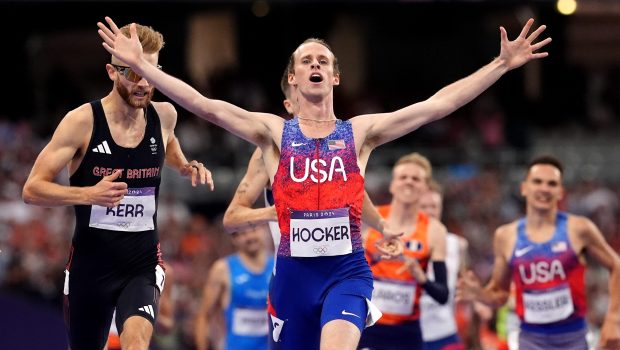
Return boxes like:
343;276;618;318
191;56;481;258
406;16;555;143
233;227;266;254
418;191;442;220
521;164;563;210
290;42;339;98
390;163;429;205
111;53;159;108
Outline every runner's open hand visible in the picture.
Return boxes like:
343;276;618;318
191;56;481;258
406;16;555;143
180;161;214;190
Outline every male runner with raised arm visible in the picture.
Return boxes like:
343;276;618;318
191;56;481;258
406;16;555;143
98;18;550;349
23;23;212;350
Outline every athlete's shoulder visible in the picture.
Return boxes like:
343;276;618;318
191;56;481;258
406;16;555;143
64;102;95;125
278;116;295;129
566;213;599;237
150;101;177;129
426;217;447;252
565;212;589;225
495;221;518;239
210;257;230;276
202;258;230;293
150;101;176;115
43;103;95;156
55;103;95;142
492;221;519;259
428;216;447;234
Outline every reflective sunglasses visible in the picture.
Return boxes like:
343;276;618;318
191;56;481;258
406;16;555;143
111;64;162;83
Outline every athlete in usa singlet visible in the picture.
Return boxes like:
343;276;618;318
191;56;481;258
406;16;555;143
509;212;587;348
64;100;166;349
268;117;374;349
224;254;274;350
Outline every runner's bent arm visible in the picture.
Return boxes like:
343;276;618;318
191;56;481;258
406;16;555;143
164;134;213;189
576;217;620;347
361;191;384;233
157;102;214;189
457;225;511;308
194;259;228;350
22;105;128;207
223;148;275;233
478;226;512;307
420;219;449;304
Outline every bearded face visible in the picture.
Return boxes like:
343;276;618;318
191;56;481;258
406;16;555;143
115;78;155;109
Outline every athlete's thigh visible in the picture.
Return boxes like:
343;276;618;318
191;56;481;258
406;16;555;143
268;259;322;349
321;276;372;331
518;329;588;350
268;309;322;350
321;319;361;350
64;268;117;350
115;266;163;334
268;284;321;350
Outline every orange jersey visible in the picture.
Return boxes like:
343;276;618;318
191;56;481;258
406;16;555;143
364;206;431;324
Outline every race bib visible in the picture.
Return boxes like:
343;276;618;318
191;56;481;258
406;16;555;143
372;280;416;316
89;187;156;232
232;308;268;336
289;208;352;257
523;285;574;324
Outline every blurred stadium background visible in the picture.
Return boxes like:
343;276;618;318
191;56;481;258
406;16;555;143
1;0;619;348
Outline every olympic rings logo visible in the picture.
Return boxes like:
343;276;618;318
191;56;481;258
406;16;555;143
313;246;328;255
116;222;131;229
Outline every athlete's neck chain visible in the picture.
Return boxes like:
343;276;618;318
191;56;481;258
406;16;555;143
296;115;337;122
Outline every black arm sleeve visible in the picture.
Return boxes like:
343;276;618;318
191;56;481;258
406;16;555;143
421;261;449;304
